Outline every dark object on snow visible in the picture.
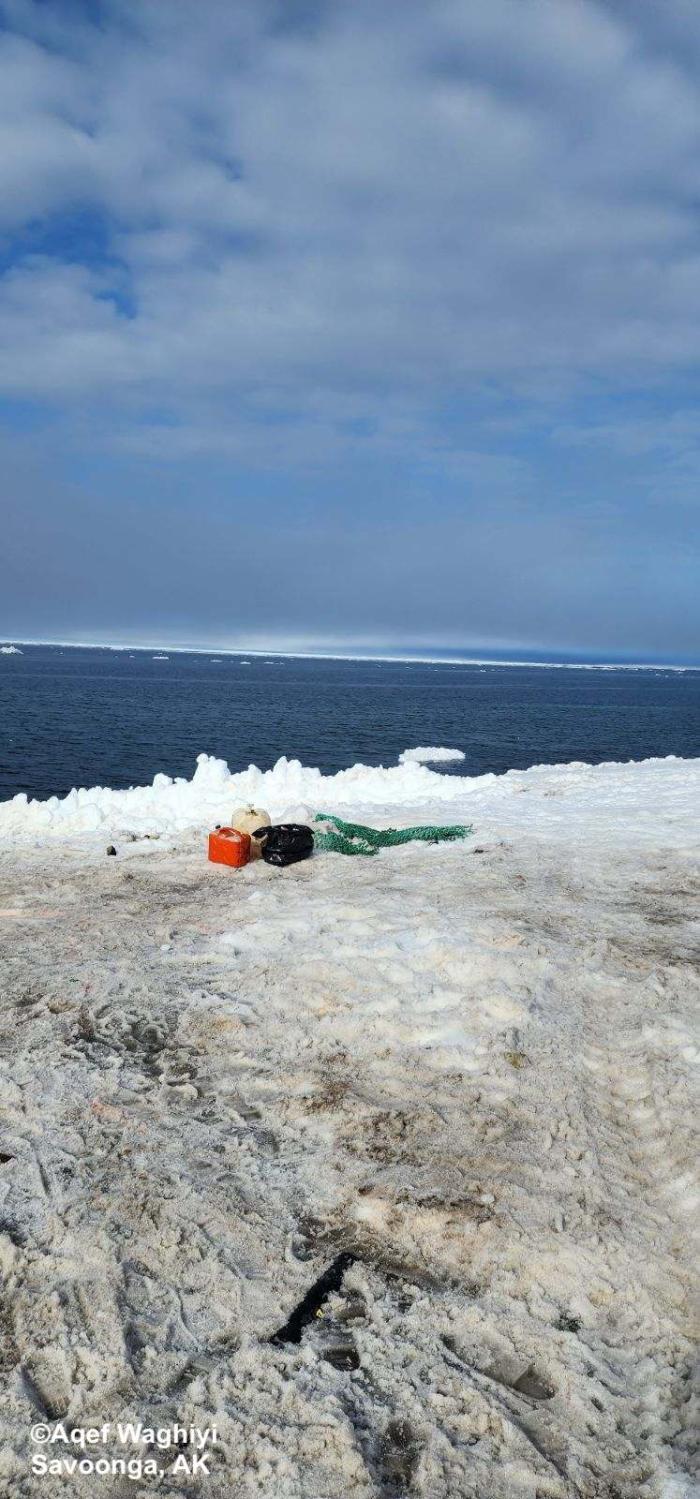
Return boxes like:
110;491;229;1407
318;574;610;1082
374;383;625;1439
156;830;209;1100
270;1252;356;1346
106;845;117;856
258;823;314;867
556;1312;582;1334
323;1342;361;1370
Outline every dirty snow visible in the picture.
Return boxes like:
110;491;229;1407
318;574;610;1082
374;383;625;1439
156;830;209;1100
0;754;698;1496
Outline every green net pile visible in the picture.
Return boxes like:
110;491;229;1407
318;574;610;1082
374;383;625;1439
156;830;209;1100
313;811;473;857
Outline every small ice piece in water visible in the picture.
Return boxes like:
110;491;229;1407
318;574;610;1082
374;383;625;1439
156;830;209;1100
400;747;465;765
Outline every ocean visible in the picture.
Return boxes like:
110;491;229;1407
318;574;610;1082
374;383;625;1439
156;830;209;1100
0;644;698;803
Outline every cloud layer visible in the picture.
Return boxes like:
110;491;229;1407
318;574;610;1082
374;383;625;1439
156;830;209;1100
0;0;698;656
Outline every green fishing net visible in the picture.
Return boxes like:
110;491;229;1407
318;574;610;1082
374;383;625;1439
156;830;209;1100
313;812;473;857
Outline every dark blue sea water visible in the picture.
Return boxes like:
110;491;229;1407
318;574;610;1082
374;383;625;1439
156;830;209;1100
0;645;698;803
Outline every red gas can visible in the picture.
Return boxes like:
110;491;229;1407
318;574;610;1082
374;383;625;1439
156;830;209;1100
208;827;251;868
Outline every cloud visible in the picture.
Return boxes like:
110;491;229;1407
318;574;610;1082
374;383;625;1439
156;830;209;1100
0;0;698;655
1;0;699;410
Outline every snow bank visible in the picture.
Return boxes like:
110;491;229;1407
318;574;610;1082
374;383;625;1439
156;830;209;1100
400;746;465;764
0;750;698;847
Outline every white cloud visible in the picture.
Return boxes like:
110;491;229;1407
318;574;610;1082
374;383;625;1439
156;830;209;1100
0;0;698;656
0;0;698;437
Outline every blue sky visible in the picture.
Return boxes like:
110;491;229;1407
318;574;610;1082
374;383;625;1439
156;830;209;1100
0;0;698;660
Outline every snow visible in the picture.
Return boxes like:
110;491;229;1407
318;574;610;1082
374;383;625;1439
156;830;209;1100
400;745;465;764
0;644;22;654
0;749;697;849
0;754;696;1496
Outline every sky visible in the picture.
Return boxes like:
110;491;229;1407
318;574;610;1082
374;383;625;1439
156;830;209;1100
0;0;698;662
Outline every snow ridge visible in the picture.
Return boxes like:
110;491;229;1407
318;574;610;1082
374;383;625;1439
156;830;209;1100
0;750;697;845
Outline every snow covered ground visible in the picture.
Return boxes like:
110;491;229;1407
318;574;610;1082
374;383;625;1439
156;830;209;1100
0;753;698;1497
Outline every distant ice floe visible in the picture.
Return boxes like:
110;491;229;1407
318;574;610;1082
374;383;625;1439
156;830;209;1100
0;645;22;655
400;746;465;765
152;654;169;660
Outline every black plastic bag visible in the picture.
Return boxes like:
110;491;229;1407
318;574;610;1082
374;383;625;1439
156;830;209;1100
257;823;314;867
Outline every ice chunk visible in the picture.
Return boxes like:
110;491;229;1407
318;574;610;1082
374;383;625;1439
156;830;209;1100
400;747;465;764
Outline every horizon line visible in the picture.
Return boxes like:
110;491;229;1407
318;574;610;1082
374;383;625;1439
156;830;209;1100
1;636;698;672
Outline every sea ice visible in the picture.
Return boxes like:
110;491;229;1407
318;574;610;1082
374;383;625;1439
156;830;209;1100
400;746;465;764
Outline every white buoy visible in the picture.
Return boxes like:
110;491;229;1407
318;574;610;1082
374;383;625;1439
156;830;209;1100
230;807;271;860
